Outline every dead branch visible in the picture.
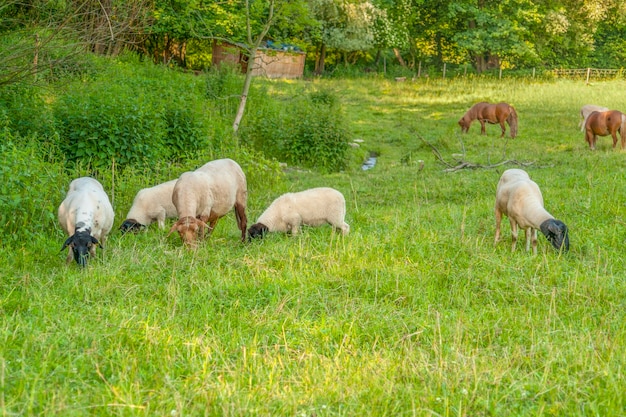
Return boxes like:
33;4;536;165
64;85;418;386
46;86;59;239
416;132;534;172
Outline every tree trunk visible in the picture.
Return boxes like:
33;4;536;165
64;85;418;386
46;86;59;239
315;42;326;75
393;48;406;67
232;48;256;133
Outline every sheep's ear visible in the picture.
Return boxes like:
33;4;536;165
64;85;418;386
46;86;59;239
91;236;101;247
61;236;73;252
167;222;179;237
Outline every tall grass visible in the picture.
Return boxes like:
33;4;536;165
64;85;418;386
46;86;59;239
2;76;626;415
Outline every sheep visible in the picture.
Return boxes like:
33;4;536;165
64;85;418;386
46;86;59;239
58;177;115;267
119;179;178;233
168;158;247;247
247;187;350;239
580;104;609;132
494;169;569;254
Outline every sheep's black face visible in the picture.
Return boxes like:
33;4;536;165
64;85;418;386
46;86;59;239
120;219;145;234
247;223;269;240
540;219;569;252
62;230;99;267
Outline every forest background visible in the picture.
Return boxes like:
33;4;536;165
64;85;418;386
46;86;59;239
3;0;626;81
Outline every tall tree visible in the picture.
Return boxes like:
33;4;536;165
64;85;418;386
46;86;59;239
308;0;380;74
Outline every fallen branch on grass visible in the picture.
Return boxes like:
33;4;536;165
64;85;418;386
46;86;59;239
416;132;534;172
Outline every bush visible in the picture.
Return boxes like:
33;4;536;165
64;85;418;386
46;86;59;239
0;121;66;245
241;88;351;173
52;59;212;170
0;84;56;139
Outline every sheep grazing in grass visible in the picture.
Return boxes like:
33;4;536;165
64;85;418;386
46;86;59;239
120;179;178;233
494;169;569;254
247;187;350;239
580;104;609;132
169;158;247;248
58;177;115;267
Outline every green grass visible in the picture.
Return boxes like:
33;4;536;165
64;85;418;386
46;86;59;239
2;76;626;415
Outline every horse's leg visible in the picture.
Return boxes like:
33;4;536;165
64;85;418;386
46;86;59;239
612;130;618;148
499;118;506;138
586;131;596;150
479;120;486;135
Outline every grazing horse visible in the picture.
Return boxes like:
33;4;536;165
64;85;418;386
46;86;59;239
580;104;609;132
458;102;518;138
584;110;626;150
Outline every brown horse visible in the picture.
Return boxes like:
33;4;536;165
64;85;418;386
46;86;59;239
458;102;518;138
584;110;626;150
579;104;608;132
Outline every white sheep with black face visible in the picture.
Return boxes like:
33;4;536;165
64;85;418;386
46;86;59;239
247;187;350;239
168;158;248;248
58;177;115;267
495;169;569;254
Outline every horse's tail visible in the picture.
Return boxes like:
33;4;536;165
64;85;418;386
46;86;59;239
507;106;518;138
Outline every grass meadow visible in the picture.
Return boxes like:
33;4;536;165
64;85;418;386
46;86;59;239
2;75;626;416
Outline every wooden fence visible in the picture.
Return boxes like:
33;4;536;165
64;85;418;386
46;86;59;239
552;68;625;83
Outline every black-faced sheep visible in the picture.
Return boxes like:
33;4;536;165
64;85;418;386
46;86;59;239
168;158;247;248
120;179;177;233
247;187;350;239
58;177;115;267
494;169;569;254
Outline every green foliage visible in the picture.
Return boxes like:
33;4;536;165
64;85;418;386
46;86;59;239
242;87;351;172
53;79;166;169
52;59;211;170
0;83;55;138
0;122;65;244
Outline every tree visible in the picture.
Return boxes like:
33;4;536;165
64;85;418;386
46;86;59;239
308;0;380;74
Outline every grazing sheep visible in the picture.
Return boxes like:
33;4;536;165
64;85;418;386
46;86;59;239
494;169;569;254
580;104;609;132
247;187;350;239
120;160;245;234
169;158;247;247
120;179;177;233
58;177;115;267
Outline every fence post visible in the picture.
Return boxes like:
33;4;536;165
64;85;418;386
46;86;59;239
443;63;446;79
532;68;535;78
586;67;591;84
499;67;502;79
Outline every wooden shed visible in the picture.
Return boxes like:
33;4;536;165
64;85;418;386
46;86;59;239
212;41;306;79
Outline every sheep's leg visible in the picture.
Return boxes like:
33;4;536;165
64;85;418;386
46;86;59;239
197;215;210;239
530;228;538;255
524;227;532;252
207;216;219;236
509;219;518;252
494;209;503;245
234;202;248;242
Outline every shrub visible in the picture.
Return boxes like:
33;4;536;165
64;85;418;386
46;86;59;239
52;59;212;170
241;88;351;172
0;120;66;245
53;80;166;170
